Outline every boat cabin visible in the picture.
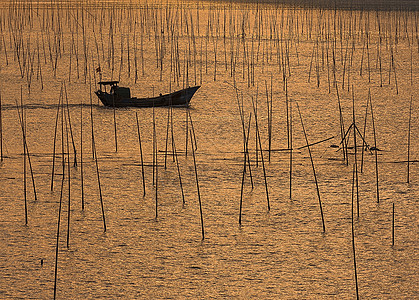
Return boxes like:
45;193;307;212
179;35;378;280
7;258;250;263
98;81;131;100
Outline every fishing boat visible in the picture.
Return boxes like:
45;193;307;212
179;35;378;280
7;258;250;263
95;81;200;108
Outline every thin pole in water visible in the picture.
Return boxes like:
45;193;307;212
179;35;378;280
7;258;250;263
369;90;379;203
172;127;185;205
239;113;252;225
407;95;412;183
93;138;106;232
244;113;254;190
185;107;189;157
351;163;359;300
296;102;325;232
89;81;95;160
269;75;273;162
53;159;66;300
16;89;38;202
0;89;3;162
239;144;246;226
188;110;198;151
155;138;158;220
164;104;171;169
233;86;254;189
80;84;85;210
20;89;28;225
288;81;293;200
64;108;71;249
152;103;156;185
392;202;395;246
352;87;360;218
190;129;204;240
170;106;175;163
335;86;347;164
26;92;37;202
112;91;117;152
251;95;270;211
360;92;369;173
63;83;77;166
135;112;146;197
91;96;106;232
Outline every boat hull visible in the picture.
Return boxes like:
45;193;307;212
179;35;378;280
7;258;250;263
95;86;200;108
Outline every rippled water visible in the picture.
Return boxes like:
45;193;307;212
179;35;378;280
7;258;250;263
0;1;418;299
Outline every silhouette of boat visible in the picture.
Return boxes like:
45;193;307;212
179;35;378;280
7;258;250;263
95;81;200;108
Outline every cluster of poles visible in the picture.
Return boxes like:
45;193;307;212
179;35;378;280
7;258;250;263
8;79;205;299
229;76;413;300
0;1;416;299
1;1;417;91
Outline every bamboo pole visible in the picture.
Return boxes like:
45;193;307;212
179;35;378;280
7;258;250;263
63;83;77;166
289;82;293;200
251;95;270;211
351;163;359;300
64;108;71;249
392;202;395;246
90;73;106;231
296;136;335;150
80;92;84;210
190;129;204;240
155;137;158;220
239;113;252;225
92;130;106;232
369;90;379;203
164;104;171;169
335;86;347;163
185;107;188;157
268;74;273;162
53;159;65;300
360;93;369;173
410;40;413;86
296;102;325;232
171;124;185;205
0;90;2;161
16;90;37;203
285;77;290;151
169;105;175;163
391;45;398;94
89;75;95;160
152;102;156;185
21;91;28;225
352;88;360;219
407;95;412;183
188;110;197;151
244;112;254;190
112;88;117;152
231;85;254;188
135;112;146;197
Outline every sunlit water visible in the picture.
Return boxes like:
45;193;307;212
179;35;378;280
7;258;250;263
0;1;418;299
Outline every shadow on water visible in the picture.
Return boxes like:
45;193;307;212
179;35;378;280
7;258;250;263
0;103;100;111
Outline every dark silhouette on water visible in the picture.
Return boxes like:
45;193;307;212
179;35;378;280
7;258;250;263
95;81;200;108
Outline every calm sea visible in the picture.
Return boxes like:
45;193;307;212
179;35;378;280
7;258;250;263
0;1;417;298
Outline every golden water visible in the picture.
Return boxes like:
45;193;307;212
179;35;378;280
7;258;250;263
0;1;417;298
